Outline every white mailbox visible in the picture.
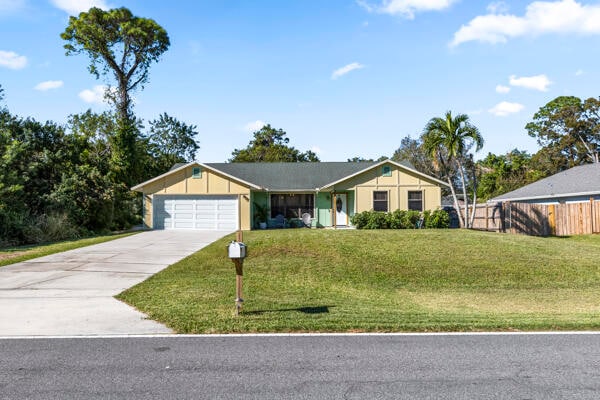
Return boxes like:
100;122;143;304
227;241;247;259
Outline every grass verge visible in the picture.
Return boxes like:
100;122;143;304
0;232;139;267
117;229;600;333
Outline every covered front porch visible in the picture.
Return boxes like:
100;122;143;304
250;191;355;229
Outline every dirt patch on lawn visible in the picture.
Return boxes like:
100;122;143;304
0;251;28;262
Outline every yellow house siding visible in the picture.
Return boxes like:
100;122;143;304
424;186;441;210
140;166;250;196
164;170;186;193
143;194;153;228
239;194;250;231
333;163;442;212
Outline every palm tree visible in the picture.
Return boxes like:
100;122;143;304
422;111;484;228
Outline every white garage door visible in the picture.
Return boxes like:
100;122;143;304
153;195;238;230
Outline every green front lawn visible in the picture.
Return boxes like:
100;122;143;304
117;229;600;333
0;232;139;267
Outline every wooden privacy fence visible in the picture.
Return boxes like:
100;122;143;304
464;199;600;236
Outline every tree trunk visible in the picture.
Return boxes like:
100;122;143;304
574;132;599;164
447;176;465;228
457;160;470;228
469;162;479;228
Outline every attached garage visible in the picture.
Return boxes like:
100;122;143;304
153;195;239;230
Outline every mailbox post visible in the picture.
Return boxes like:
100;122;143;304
227;230;247;316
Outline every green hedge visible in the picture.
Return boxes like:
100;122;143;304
350;209;450;229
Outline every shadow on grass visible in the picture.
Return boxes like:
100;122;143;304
245;305;334;315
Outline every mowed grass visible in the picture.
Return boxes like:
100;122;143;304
117;229;600;333
0;232;139;267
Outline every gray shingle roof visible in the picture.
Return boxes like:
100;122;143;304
491;163;600;202
130;159;444;192
206;162;381;190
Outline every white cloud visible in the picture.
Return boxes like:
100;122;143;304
34;80;64;91
358;0;456;19
496;84;511;93
0;50;27;70
244;120;266;132
489;101;524;116
509;74;552;91
575;69;584;76
451;0;600;46
487;1;509;14
50;0;109;15
78;85;109;104
331;62;365;80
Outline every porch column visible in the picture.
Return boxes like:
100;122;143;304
315;191;319;228
332;192;337;229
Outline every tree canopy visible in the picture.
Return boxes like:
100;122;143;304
526;96;600;170
61;7;170;122
422;111;483;228
476;149;542;201
61;7;170;188
145;113;199;173
230;124;319;162
391;136;440;179
347;156;387;162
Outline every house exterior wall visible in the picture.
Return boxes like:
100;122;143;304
316;192;332;227
137;162;444;230
138;166;252;230
331;163;442;213
143;194;153;228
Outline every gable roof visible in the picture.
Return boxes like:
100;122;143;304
490;163;600;202
130;161;262;192
207;161;379;190
317;159;449;189
131;159;448;192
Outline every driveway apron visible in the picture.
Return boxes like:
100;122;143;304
0;230;230;336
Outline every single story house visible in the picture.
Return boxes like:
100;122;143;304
490;163;600;205
131;159;448;230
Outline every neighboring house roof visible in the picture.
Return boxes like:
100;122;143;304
490;163;600;202
131;159;448;192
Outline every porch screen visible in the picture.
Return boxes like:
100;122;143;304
270;194;314;218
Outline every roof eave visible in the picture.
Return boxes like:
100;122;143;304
130;161;262;192
490;190;600;203
131;161;197;192
318;159;449;190
255;188;319;192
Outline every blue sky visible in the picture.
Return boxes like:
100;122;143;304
1;0;599;162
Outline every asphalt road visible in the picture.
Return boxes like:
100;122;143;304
1;334;599;399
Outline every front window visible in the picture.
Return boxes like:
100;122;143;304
270;194;314;218
373;191;388;212
408;191;423;211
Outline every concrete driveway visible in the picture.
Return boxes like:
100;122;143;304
0;230;231;336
